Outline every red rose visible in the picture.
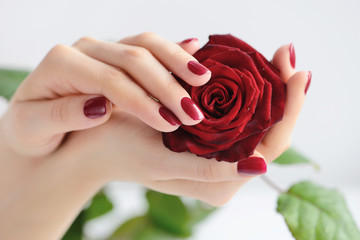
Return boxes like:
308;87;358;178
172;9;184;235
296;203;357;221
163;34;286;162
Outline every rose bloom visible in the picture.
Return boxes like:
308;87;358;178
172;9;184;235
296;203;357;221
163;34;286;162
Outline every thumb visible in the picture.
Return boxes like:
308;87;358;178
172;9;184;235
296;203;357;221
16;95;112;139
272;43;296;83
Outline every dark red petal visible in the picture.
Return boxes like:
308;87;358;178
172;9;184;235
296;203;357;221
207;34;258;53
194;44;238;62
249;52;286;126
198;131;266;162
212;132;266;162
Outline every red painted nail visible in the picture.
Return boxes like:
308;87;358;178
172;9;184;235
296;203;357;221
84;97;107;119
237;157;267;176
188;61;210;75
181;97;204;121
159;107;181;126
180;38;198;44
289;43;296;69
305;71;312;95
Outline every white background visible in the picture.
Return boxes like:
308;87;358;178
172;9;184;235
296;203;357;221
1;0;359;239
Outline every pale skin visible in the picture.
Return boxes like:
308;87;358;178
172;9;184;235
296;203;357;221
0;32;310;239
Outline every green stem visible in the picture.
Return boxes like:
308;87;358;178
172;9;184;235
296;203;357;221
260;175;284;194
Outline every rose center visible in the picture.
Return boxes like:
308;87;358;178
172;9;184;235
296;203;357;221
199;79;240;118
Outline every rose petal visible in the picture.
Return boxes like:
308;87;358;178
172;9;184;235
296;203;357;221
250;52;286;125
163;34;286;163
207;34;258;55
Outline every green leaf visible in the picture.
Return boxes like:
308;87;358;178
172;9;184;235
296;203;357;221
277;181;360;240
110;216;180;240
273;148;319;170
146;190;191;237
62;211;85;240
84;190;113;221
0;68;29;99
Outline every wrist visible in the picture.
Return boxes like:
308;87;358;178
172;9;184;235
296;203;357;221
0;117;42;200
0;143;104;240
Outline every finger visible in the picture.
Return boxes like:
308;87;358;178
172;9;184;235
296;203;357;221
178;38;201;55
22;44;181;132
9;95;112;156
146;179;244;206
14;95;111;138
256;71;312;162
119;32;211;86
146;142;266;182
73;37;204;126
272;43;296;82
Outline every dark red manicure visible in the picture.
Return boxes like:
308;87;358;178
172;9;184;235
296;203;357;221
180;38;198;44
84;97;107;119
289;43;296;69
305;71;312;95
188;61;210;75
237;157;267;176
181;97;204;121
159;107;181;126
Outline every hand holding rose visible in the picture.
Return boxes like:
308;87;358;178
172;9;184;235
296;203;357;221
68;35;311;203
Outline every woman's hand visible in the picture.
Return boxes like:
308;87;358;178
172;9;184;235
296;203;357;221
1;33;210;157
63;43;310;206
0;32;310;206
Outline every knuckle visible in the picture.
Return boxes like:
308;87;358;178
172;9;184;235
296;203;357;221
100;67;120;84
72;36;95;47
51;99;69;123
167;46;188;60
45;44;71;62
136;31;157;43
123;46;151;59
98;67;126;95
198;162;220;182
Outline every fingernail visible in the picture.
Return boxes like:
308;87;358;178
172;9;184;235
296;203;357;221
305;71;312;95
180;38;198;44
289;43;296;69
159;107;181;126
188;61;210;75
84;97;107;119
181;97;204;121
237;157;267;176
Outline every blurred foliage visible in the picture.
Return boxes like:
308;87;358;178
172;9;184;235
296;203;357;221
110;216;179;240
146;190;191;236
273;148;320;170
1;67;359;240
110;191;215;240
84;190;113;222
0;68;29;100
62;211;85;240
